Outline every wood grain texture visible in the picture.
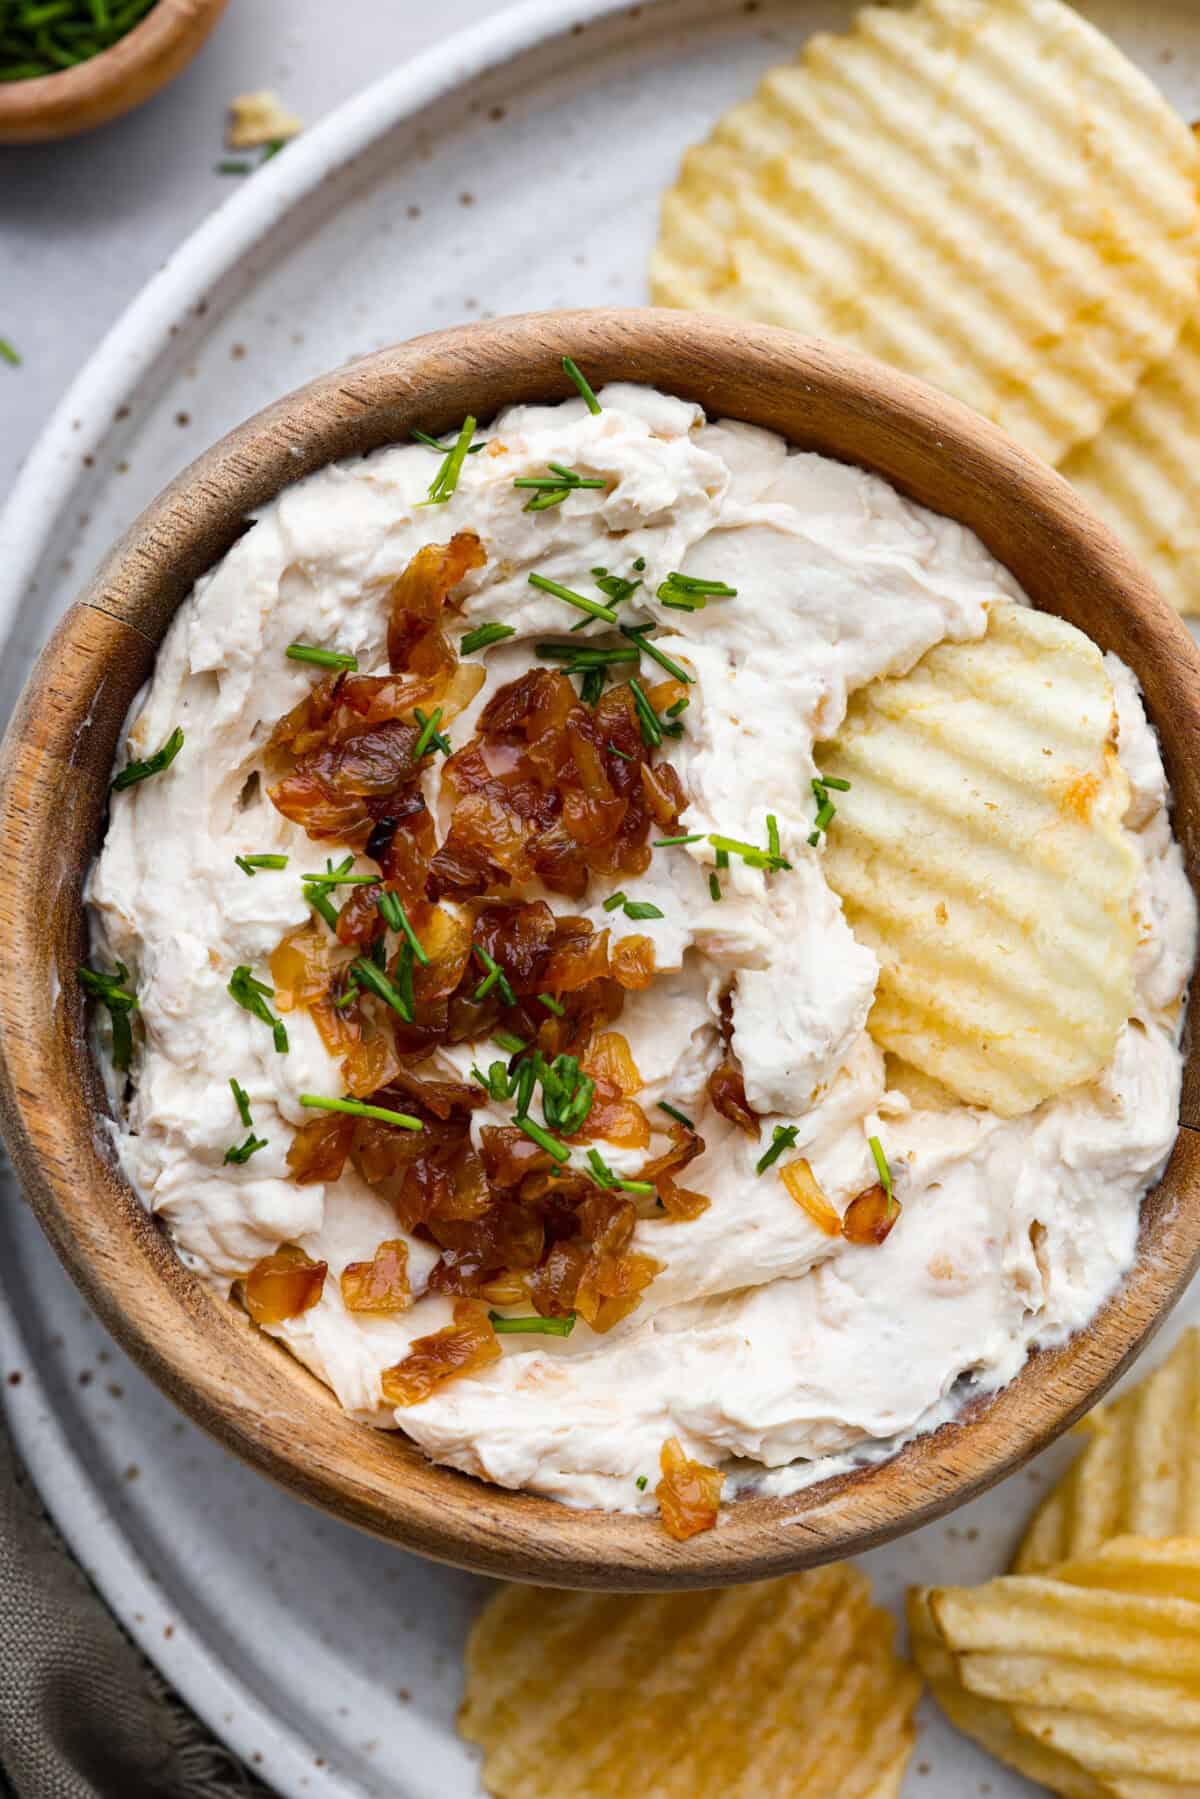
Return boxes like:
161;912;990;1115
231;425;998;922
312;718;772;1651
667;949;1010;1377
0;0;228;144
1;309;1198;1590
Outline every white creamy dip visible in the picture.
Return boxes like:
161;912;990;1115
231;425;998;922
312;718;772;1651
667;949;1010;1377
88;385;1197;1513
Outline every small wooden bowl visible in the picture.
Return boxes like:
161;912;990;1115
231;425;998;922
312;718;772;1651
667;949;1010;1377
0;0;228;145
2;310;1199;1590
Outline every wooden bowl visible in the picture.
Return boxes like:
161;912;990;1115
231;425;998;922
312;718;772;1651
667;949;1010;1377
2;309;1198;1590
0;0;228;145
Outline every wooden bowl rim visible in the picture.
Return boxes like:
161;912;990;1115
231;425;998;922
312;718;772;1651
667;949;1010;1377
0;0;228;137
2;307;1199;1589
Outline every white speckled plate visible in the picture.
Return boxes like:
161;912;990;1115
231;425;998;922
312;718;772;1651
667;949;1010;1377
3;1;1200;1793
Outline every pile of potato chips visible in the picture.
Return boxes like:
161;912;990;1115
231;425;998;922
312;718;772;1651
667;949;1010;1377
459;1336;1200;1795
912;1328;1200;1794
653;0;1200;613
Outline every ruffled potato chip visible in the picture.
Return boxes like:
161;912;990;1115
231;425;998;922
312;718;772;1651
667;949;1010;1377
651;0;1200;467
819;603;1139;1117
1017;1328;1200;1575
913;1538;1200;1796
460;1566;919;1798
1064;318;1200;615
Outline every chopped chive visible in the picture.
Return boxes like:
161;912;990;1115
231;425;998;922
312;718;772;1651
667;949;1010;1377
528;572;618;625
707;831;791;873
622;899;664;921
112;725;184;791
580;666;606;707
333;974;361;1011
376;891;429;964
230;1077;253;1127
558;1085;594;1136
489;1311;576;1336
636;1475;648;1492
305;886;339;930
813;801;836;833
603;890;627;913
756;1123;799;1176
376;889;403;931
709;872;722;902
461;621;516;655
77;961;137;1072
654;833;703;848
715;848;729;870
766;815;781;861
522;488;570;512
586;1147;654;1195
224;1133;268;1165
869;1134;895;1216
394;938;415;1018
77;964;137;1009
235;852;288;877
562;355;601;414
352;955;414;1022
217;159;252;175
537;992;565;1016
607;740;635;762
423;414;477;505
658;1100;695;1131
285;643;358;672
592;571;642;607
411;427;485;455
513;1057;537;1120
514;466;607;513
300;1094;422;1131
0;339;21;367
665;697;689;719
301;858;374;891
493;1030;527;1055
820;775;851;792
301;873;378;889
657;572;737;611
619;625;693;685
628;676;663;749
472;944;517;1008
412;705;450;758
516;1114;571;1163
227;966;288;1053
476;1060;513;1102
535;641;638;665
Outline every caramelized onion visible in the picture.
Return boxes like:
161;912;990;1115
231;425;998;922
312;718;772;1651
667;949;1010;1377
656;1436;724;1540
242;1245;327;1325
841;1184;901;1246
340;1238;412;1314
707;1059;759;1135
781;1159;842;1236
286;1113;353;1186
379;1298;500;1406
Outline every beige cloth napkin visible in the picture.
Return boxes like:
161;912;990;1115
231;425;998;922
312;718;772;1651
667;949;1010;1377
0;1416;270;1799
